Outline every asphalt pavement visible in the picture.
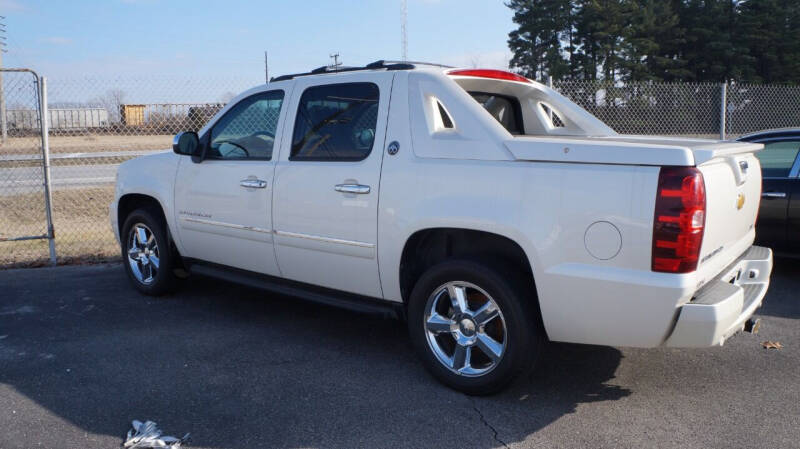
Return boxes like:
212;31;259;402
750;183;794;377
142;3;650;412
0;164;117;194
0;150;163;194
0;260;798;448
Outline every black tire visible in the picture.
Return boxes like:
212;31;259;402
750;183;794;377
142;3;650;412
407;259;542;395
120;207;181;296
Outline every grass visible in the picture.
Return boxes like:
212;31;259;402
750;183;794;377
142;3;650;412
0;186;120;268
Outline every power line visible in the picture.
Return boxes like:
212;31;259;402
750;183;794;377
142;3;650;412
401;0;408;61
329;53;342;71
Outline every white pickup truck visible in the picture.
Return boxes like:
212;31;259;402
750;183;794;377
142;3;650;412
111;61;773;394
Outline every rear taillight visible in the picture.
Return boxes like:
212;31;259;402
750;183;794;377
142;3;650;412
652;167;706;273
447;69;532;84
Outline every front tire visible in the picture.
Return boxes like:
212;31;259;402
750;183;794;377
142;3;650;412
121;208;180;296
407;259;541;395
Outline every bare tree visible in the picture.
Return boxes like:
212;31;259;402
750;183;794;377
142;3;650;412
89;89;126;124
219;91;237;104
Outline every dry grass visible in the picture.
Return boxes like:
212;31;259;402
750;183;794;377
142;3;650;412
1;186;120;268
1;134;172;155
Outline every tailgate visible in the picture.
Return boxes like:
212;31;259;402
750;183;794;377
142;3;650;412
695;144;762;283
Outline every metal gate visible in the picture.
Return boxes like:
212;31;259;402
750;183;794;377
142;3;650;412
0;68;56;267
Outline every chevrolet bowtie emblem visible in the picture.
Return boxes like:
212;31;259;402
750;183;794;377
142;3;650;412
736;193;745;210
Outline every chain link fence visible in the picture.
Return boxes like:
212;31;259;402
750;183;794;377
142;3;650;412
0;69;56;267
553;80;723;137
552;80;800;139
1;75;800;268
1;75;255;267
725;83;800;136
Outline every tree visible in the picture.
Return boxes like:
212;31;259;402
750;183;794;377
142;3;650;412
738;0;800;83
621;0;689;81
89;89;126;124
507;0;572;81
506;0;800;84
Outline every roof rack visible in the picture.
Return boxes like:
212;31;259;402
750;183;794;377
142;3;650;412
270;59;453;82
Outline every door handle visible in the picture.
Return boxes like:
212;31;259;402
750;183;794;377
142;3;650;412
334;184;370;194
762;192;787;199
240;179;268;189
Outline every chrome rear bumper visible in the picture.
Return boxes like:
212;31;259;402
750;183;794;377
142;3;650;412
665;246;773;347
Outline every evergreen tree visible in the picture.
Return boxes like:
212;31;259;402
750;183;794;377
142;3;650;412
739;0;800;83
621;0;689;81
507;0;572;80
506;0;800;84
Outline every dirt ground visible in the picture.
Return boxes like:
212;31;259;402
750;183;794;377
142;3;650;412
0;186;118;267
0;134;172;155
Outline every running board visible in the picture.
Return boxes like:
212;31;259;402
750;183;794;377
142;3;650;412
186;259;403;319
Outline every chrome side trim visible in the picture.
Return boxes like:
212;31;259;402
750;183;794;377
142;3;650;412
274;230;375;248
181;217;272;234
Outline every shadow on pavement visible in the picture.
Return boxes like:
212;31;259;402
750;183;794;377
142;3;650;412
757;257;800;320
0;265;628;448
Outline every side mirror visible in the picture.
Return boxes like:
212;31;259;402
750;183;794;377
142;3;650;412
173;131;200;159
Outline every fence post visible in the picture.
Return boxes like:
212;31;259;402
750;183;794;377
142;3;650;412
0;49;6;144
719;82;727;140
37;75;57;265
547;75;554;123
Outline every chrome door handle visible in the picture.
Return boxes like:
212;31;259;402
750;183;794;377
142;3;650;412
240;179;268;189
762;192;787;199
334;184;370;194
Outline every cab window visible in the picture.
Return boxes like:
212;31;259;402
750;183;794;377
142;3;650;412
208;90;284;160
290;83;379;161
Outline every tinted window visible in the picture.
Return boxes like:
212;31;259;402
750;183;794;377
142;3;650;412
291;83;379;161
437;101;454;129
756;140;800;177
209;90;284;160
469;92;523;134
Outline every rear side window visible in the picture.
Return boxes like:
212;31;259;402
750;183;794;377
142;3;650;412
756;140;800;177
469;92;523;134
291;83;379;161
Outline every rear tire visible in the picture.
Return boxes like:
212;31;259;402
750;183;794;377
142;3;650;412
407;259;542;395
121;207;180;296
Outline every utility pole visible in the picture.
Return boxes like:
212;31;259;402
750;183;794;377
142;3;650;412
0;16;7;144
401;0;408;61
264;51;269;83
329;53;342;71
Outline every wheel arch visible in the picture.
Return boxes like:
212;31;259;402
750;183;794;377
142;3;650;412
398;227;545;336
117;194;167;235
116;193;183;262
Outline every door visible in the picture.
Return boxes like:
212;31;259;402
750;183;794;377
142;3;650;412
272;73;394;297
752;138;800;251
174;89;288;275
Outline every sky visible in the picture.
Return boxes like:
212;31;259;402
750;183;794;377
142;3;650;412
0;0;514;81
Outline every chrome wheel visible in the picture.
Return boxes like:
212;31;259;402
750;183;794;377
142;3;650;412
423;281;507;377
126;223;160;285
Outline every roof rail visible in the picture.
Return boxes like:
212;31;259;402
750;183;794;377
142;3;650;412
270;59;451;82
369;60;453;68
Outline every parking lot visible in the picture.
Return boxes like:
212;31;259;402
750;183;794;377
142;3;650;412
0;260;798;449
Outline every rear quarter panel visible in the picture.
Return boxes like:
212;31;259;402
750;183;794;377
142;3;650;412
379;73;686;346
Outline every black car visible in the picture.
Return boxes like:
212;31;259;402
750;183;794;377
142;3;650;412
737;129;800;254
